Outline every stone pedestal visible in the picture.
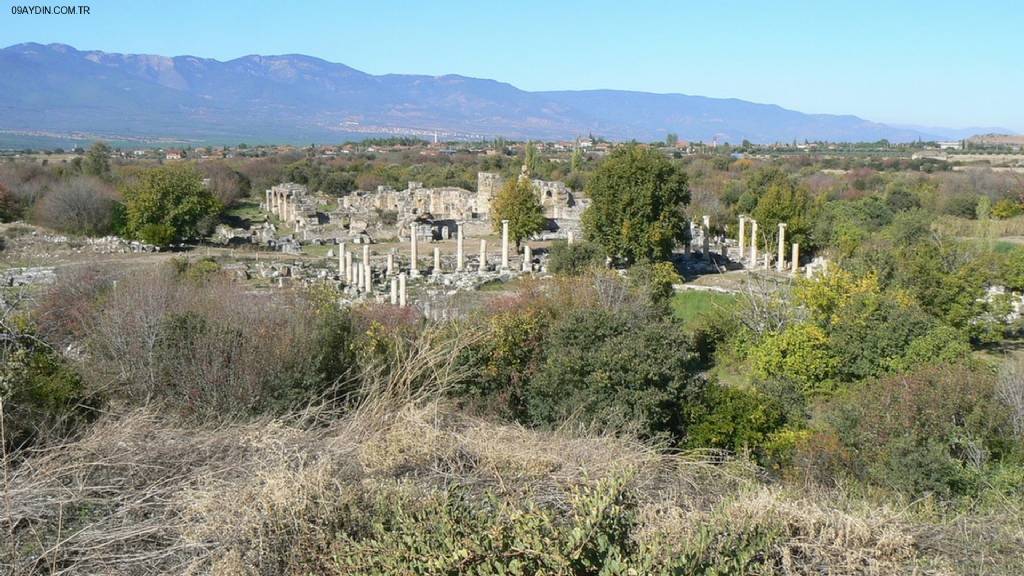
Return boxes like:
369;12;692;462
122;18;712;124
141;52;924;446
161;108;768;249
479;239;487;273
390;277;398;304
433;247;441;275
523;245;532;272
398;273;407;307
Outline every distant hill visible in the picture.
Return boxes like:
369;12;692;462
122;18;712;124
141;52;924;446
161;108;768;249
0;42;984;145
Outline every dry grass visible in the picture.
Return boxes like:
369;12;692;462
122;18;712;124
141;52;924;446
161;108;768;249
6;394;1020;574
2;314;1022;574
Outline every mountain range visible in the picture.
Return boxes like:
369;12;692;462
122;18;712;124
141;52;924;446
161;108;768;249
0;43;1013;145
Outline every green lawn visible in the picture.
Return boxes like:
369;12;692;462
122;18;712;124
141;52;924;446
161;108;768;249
670;290;737;324
223;200;267;224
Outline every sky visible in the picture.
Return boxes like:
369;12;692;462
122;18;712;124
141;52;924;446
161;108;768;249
2;0;1021;131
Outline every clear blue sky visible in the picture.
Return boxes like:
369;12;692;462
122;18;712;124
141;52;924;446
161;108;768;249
3;0;1021;131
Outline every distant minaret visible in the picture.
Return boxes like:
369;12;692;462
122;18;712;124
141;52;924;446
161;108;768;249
434;131;438;144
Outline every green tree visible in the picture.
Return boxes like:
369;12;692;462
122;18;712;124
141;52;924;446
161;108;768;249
121;165;220;245
571;146;583;173
583;145;690;263
491;176;545;248
752;323;839;397
83;141;112;178
523;141;539;176
752;180;816;250
666;132;679;146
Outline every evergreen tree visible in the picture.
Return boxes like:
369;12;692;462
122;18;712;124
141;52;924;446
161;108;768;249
491;176;545;248
582;144;689;263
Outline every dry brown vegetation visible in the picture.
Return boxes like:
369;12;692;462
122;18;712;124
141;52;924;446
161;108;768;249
5;398;1022;575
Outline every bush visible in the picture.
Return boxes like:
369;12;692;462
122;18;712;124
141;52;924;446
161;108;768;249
686;384;788;461
78;266;355;419
751;323;838;397
804;365;1019;498
121;164;220;245
1;321;95;450
546;239;605;275
628;261;682;306
32;176;118;235
333;476;639;574
524;307;705;441
943;195;979;219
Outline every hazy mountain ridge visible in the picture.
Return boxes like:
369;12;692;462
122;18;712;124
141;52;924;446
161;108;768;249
0;42;1001;144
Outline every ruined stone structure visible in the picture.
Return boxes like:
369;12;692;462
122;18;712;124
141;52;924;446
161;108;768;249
265;183;320;228
342;182;483;221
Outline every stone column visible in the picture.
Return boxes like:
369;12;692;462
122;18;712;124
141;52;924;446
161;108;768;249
479;239;487;273
362;245;369;268
567;230;575;245
433;247;441;275
763;253;770;270
456;224;465;271
344;251;352;285
702;215;711;262
791;243;799;276
338;242;345;278
354;260;362;291
749;219;758;268
409;223;419;277
500;219;510;270
523;244;532;272
738;216;746;260
265;190;271;212
777;223;787;272
386;253;394;277
398;272;407;307
390;277;398;304
364;262;373;293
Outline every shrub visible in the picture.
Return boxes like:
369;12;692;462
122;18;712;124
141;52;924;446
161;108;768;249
943;195;979;219
628;260;682;306
892;324;971;372
1;320;95;450
332;476;639;575
751;323;838;397
992;198;1024;219
121;164;220;245
32;176;118;235
79;266;355;419
525;307;704;441
686;384;788;461
546;239;605;275
805;365;1019;498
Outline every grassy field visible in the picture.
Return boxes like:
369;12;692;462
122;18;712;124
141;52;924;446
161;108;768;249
670;289;738;324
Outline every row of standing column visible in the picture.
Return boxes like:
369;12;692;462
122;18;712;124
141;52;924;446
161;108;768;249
335;220;537;306
737;215;800;275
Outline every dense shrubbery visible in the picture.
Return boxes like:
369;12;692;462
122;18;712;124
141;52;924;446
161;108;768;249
801;365;1021;498
28;261;357;421
546;239;605;275
0;319;95;451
